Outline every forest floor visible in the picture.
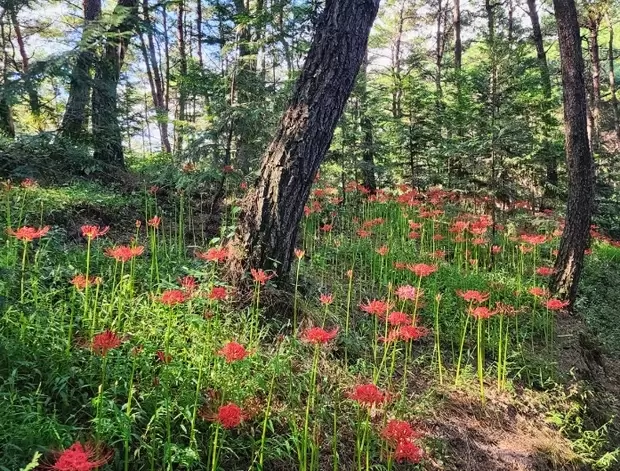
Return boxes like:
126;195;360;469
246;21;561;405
1;174;620;471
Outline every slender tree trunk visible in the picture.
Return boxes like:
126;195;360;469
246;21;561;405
8;7;40;121
391;1;405;119
587;11;601;151
196;0;203;68
550;0;595;303
60;0;102;138
231;0;380;280
526;0;557;194
453;0;461;71
359;52;376;192
0;12;14;138
91;0;139;168
607;12;620;142
175;0;187;151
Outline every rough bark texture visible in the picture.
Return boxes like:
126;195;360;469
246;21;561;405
550;0;595;304
453;0;461;71
60;0;102;138
232;0;380;280
91;0;139;168
526;0;557;193
607;12;620;142
587;10;601;151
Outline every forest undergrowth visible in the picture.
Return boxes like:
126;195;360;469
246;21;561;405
1;173;620;471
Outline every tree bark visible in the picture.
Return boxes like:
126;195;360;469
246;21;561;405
453;0;461;71
91;0;139;168
526;0;557;194
0;12;14;138
60;0;102;138
231;0;380;280
607;12;620;142
550;0;595;304
175;0;187;151
391;1;405;119
586;9;601;151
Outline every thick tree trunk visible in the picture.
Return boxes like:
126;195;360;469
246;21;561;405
607;12;620;142
60;0;102;138
91;0;139;168
231;0;380;280
526;0;557;194
550;0;595;304
359;53;376;192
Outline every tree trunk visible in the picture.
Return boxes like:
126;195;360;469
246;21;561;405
453;0;461;71
0;12;14;138
91;0;139;168
550;0;595;304
175;0;187;151
196;0;203;68
607;12;620;142
60;0;102;138
391;1;405;119
526;0;557;194
359;52;376;192
587;11;601;151
231;0;380;280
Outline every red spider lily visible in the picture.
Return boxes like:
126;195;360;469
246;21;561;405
406;263;438;277
376;245;389;256
469;306;495;319
520;234;547;245
346;269;354;278
381;420;421;444
147;216;161;228
104;245;144;263
294;248;305;259
7;225;50;242
320;224;333;233
250;268;274;285
399;325;430;341
208;286;227;301
546;299;570;310
357;229;372;238
360;299;391;318
536;267;554;276
179;275;198;293
395;285;423;301
48;441;112;471
156;350;172;363
91;330;123;356
449;220;469;233
218;341;248;362
491;245;502;254
529;286;549;298
159;289;187;305
240;181;248;190
394;439;423;463
196;246;229;263
21;178;38;189
408;221;422;230
319;293;333;305
494;302;519;316
518;244;534;254
432;250;446;259
388;311;411;326
379;329;401;343
70;274;102;290
394;261;407;270
433;234;444;241
472;237;486;246
300;326;339;345
456;290;490;304
216;402;244;428
408;231;420;240
348;383;389;407
80;225;109;239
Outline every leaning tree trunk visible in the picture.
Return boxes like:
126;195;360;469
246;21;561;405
60;0;102;138
91;0;139;168
550;0;595;304
231;0;380;280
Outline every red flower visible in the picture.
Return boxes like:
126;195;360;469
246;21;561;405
105;245;144;262
159;289;187;305
546;298;570;311
216;402;243;428
357;229;372;238
320;293;334;305
360;299;391;318
156;350;172;363
381;419;420;444
208;286;227;301
491;245;502;254
469;306;495;319
179;276;198;293
376;245;389;256
49;441;112;471
196;246;229;263
320;224;333;233
21;178;38;189
456;290;490;304
301;326;339;345
520;234;547;245
394;439;423;463
348;383;389;407
147;216;161;228
536;267;554;276
7;225;50;242
223;165;234;173
406;263;438;277
92;330;122;356
70;274;102;290
218;341;248;362
80;225;109;240
388;312;410;326
250;268;274;285
399;325;430;341
395;285;423;302
294;248;305;259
